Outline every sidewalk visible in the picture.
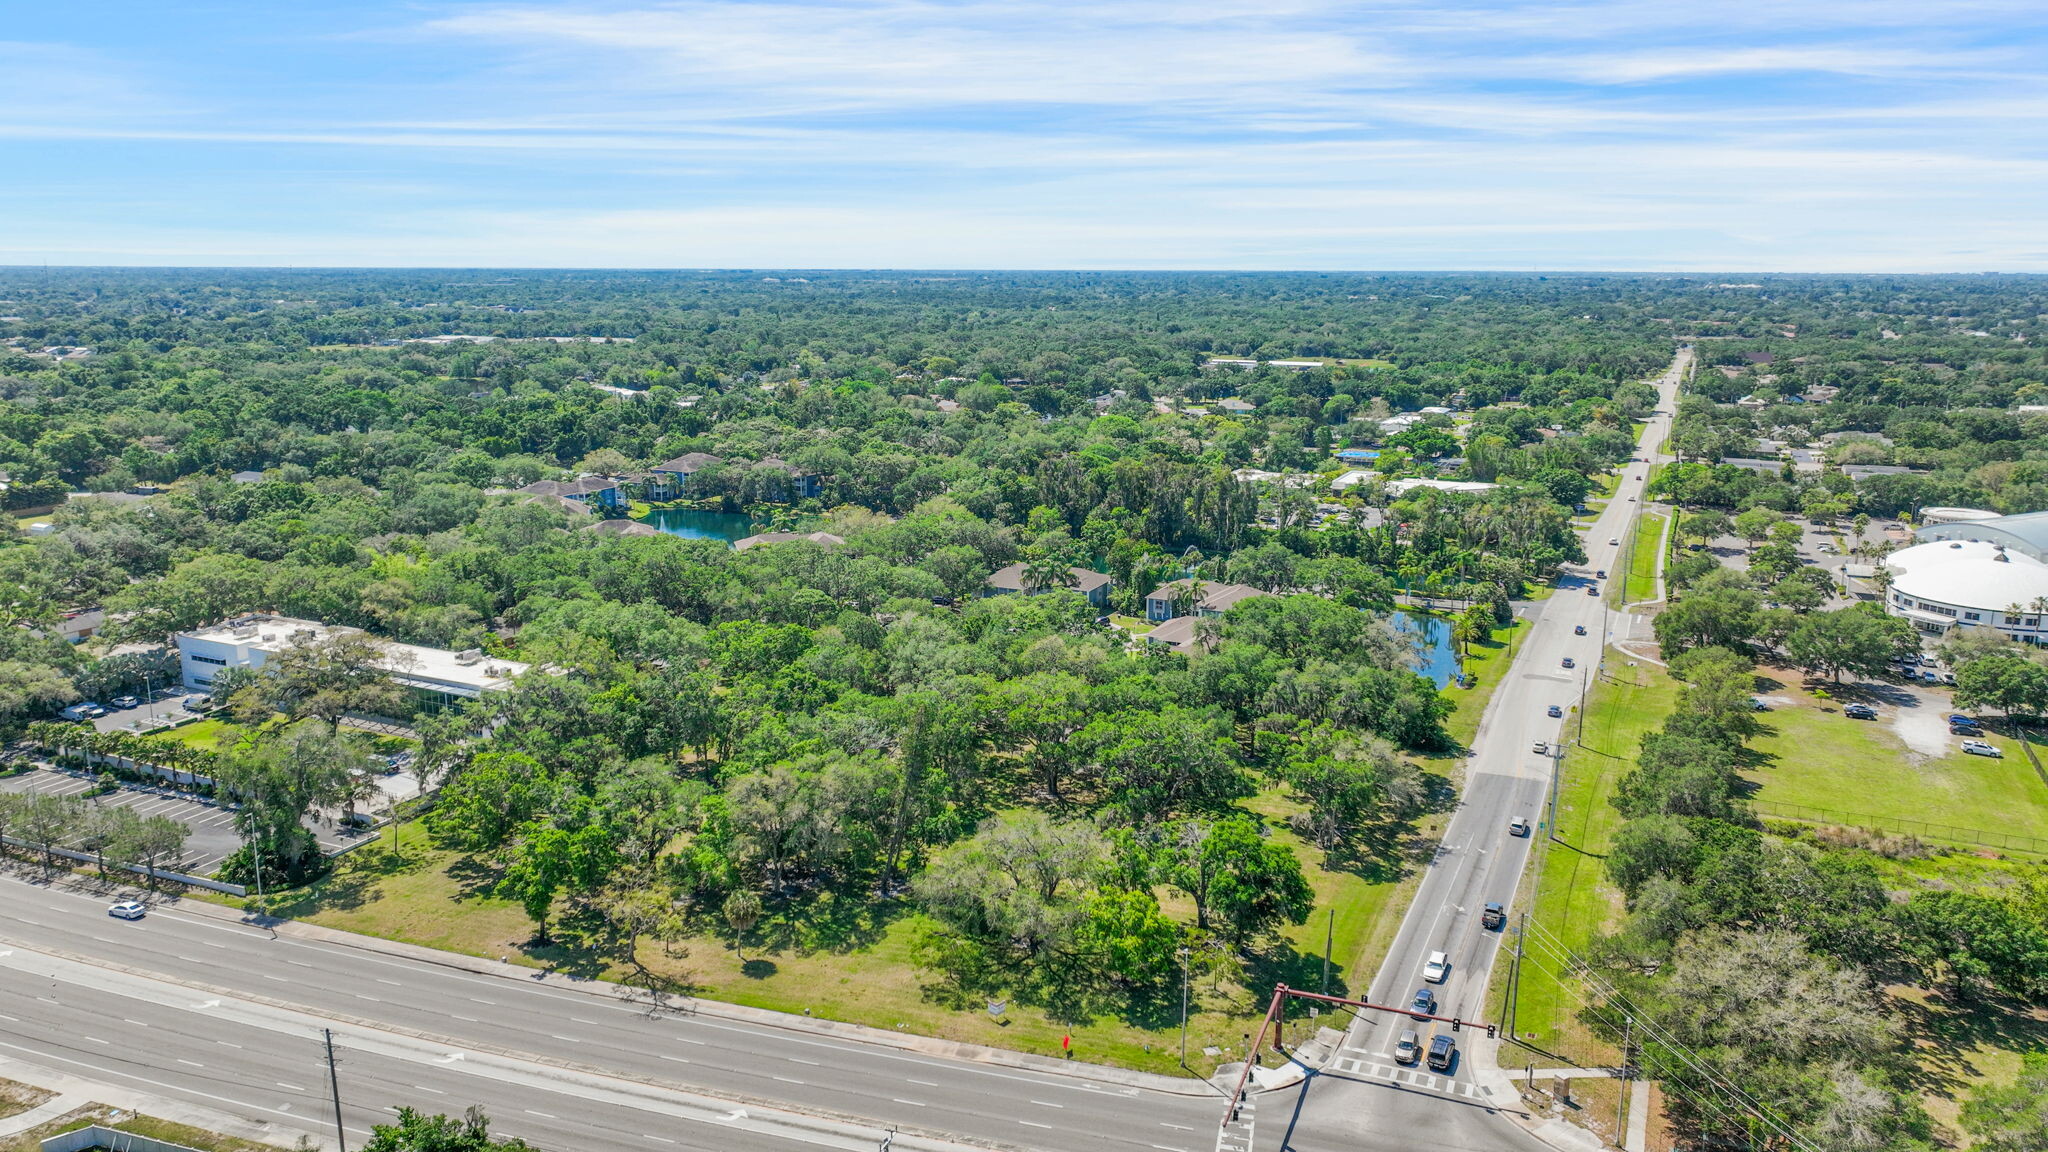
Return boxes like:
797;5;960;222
0;1055;328;1149
144;881;1221;1099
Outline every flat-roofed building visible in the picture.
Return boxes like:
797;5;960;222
175;615;532;713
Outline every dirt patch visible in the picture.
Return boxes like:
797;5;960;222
1891;704;1950;760
0;1078;54;1121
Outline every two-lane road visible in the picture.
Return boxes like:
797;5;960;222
1256;347;1689;1151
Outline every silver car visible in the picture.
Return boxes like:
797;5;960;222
1394;1030;1421;1065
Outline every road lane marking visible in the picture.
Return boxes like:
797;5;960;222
659;1054;689;1063
376;978;402;986
123;1019;149;1027
642;1137;674;1145
788;1058;820;1066
549;1035;580;1043
1030;1100;1064;1108
217;1042;242;1049
414;1085;445;1094
276;1083;305;1091
1019;1120;1053;1129
893;1099;926;1107
771;1076;804;1085
524;1111;555;1119
178;1059;204;1068
84;1037;108;1045
907;1079;938;1086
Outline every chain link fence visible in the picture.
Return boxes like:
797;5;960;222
1752;800;2048;856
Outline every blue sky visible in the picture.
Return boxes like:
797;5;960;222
4;0;2046;269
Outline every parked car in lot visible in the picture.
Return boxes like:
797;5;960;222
1509;817;1531;837
183;695;211;711
1427;1034;1457;1071
112;695;139;709
1482;902;1506;930
1410;988;1437;1018
1547;704;1562;718
1423;951;1449;983
1946;714;1977;726
108;900;146;920
1842;703;1876;720
1394;1030;1421;1065
1950;721;1984;736
1748;697;1769;711
1961;739;2002;758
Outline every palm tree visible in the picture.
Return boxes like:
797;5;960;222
1021;551;1076;594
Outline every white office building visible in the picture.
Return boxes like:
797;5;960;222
176;615;531;712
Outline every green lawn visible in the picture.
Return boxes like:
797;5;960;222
1622;511;1667;605
1490;653;1679;1063
256;775;1437;1081
160;716;241;751
1742;679;2048;851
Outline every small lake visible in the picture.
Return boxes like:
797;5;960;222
1391;609;1463;687
637;508;756;544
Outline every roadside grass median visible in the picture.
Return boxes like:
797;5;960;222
1490;653;1677;1066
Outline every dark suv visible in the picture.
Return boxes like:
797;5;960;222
1427;1034;1457;1071
1482;902;1506;930
1842;703;1876;720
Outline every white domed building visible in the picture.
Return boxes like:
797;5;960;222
1883;538;2048;641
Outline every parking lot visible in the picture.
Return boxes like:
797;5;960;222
0;767;370;877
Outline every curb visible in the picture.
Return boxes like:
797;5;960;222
157;890;1217;1098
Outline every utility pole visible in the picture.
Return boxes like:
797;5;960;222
1546;747;1562;843
1575;662;1590;742
1508;911;1525;1040
1322;908;1333;996
1178;948;1191;1068
1617;1018;1634;1139
323;1028;347;1152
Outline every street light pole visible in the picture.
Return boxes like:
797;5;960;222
1178;948;1191;1068
1321;908;1333;996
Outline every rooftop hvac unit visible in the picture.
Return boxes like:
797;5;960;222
232;626;259;639
454;648;485;665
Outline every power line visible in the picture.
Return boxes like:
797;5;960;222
1516;918;1823;1152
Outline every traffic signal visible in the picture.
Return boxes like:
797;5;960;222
1450;1018;1461;1032
1486;1023;1497;1039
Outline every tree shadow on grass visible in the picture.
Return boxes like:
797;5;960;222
1886;984;2048;1106
445;854;506;902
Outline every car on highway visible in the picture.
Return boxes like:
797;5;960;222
1586;586;1598;596
1561;657;1574;669
1423;951;1449;983
1427;1034;1456;1071
1608;537;1619;545
1595;569;1606;579
1509;817;1531;837
1394;1030;1421;1065
1842;703;1877;720
108;900;146;920
1531;739;1548;754
1961;739;2002;757
1547;704;1562;718
1574;624;1586;635
1410;987;1437;1018
1482;902;1506;930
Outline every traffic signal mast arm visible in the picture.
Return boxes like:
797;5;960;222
1220;984;1500;1128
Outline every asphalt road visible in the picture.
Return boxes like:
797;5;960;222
0;876;1220;1152
0;350;1689;1152
1248;347;1689;1152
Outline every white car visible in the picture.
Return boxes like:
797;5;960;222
1608;538;1620;545
1960;739;2002;758
1509;817;1531;837
108;900;147;920
1423;951;1450;983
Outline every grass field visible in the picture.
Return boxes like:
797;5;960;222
1490;653;1678;1064
262;772;1443;1081
1622;511;1667;605
1743;676;2048;847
